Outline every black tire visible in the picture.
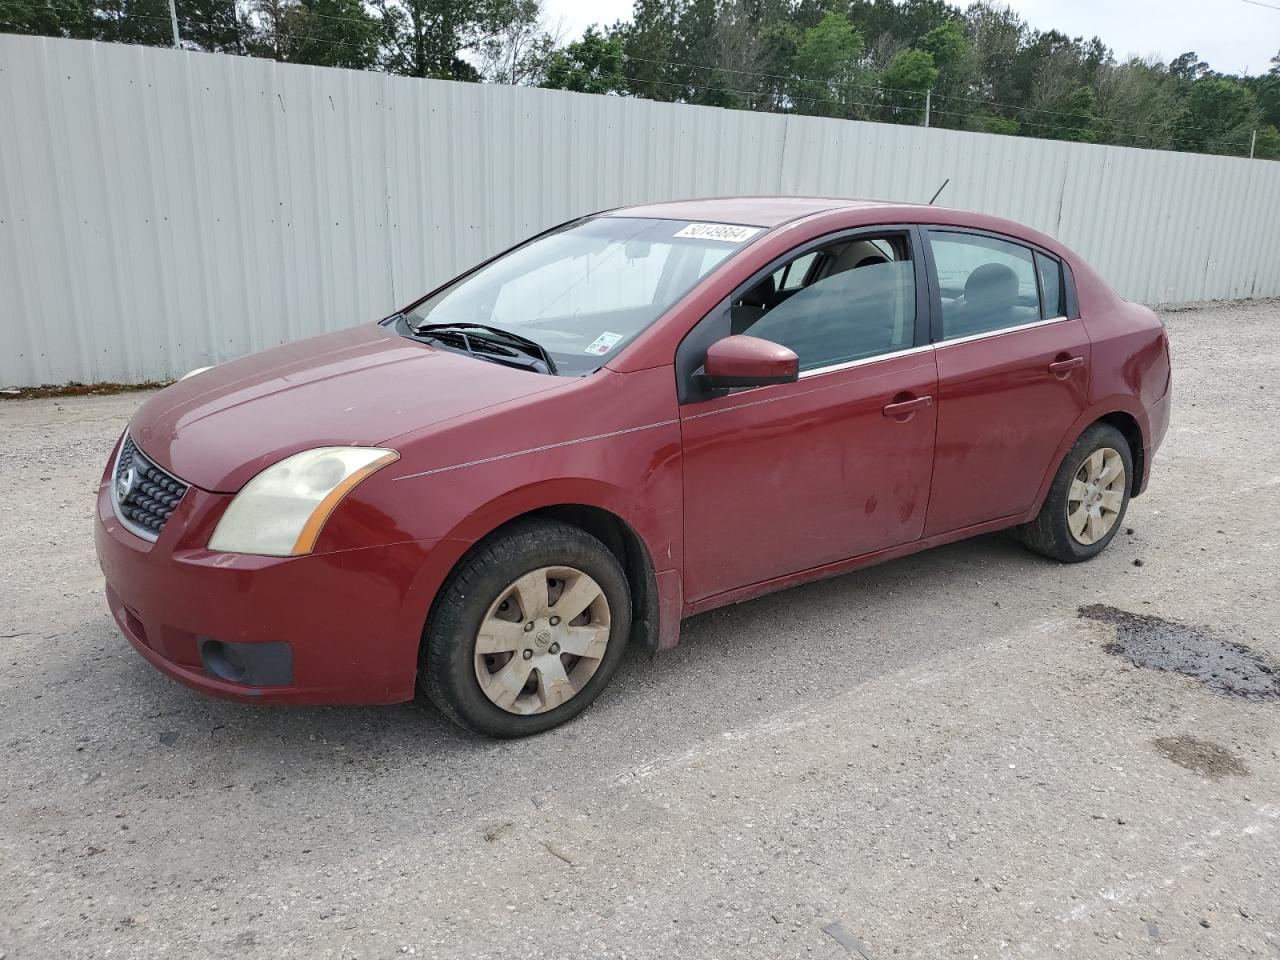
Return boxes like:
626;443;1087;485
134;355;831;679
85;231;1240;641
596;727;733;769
419;519;631;738
1018;422;1134;563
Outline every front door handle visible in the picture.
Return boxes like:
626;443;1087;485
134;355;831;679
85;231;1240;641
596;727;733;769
882;395;933;419
1048;356;1085;377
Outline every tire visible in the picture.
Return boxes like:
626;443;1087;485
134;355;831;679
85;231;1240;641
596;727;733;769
420;519;631;738
1018;422;1134;563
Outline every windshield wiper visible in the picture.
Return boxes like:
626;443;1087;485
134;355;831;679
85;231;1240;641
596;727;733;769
412;322;558;375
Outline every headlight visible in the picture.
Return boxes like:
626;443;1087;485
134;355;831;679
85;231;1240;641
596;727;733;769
208;447;399;556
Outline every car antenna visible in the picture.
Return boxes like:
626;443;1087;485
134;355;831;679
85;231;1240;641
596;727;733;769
928;178;951;205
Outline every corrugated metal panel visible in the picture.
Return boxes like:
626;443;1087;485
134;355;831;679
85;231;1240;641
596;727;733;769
2;34;1278;386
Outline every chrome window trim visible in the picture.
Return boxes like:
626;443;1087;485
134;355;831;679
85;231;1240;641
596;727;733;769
797;343;935;380
935;315;1069;348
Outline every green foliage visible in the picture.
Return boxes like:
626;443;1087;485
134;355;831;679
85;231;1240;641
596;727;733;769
541;26;625;94
2;0;1276;160
1179;76;1260;154
791;10;866;117
880;47;935;122
918;21;964;70
1254;125;1280;160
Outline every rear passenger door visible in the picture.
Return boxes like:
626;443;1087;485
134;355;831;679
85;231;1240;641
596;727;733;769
922;229;1090;537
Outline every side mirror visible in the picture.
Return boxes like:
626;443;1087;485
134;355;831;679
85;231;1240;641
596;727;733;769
698;335;799;389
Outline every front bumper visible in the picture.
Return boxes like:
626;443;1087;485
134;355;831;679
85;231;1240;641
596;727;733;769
94;471;447;705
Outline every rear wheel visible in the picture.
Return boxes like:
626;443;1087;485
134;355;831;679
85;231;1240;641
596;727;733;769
1019;423;1133;562
420;519;631;737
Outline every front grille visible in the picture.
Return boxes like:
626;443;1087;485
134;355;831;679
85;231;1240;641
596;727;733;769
113;435;189;540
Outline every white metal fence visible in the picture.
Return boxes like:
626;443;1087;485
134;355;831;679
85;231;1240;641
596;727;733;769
2;33;1279;386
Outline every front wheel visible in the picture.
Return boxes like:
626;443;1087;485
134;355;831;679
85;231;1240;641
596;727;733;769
1018;423;1133;562
420;519;631;737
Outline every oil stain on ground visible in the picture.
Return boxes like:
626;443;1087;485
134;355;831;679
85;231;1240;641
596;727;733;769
1078;604;1280;702
1152;734;1250;779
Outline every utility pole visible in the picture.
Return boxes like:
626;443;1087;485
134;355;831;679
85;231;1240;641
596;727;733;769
923;89;932;129
1250;129;1257;159
168;0;180;48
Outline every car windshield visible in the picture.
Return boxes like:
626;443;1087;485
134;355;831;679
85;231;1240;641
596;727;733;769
401;217;761;376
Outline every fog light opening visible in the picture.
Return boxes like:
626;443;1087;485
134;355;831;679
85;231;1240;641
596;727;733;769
200;640;248;683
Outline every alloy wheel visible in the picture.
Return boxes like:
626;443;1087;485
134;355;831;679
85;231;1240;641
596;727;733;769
473;565;611;715
1066;447;1126;545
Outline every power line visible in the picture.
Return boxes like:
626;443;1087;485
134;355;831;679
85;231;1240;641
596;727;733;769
621;51;927;100
622;50;1245;143
1238;0;1280;10
2;1;1262;157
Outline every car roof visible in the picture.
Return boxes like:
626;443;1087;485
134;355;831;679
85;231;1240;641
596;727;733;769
602;196;933;228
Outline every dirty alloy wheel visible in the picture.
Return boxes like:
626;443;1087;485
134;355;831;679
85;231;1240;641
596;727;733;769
1019;422;1133;563
420;519;631;738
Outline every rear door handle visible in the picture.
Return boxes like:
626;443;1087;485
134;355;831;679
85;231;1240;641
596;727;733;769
882;395;933;418
1048;356;1085;376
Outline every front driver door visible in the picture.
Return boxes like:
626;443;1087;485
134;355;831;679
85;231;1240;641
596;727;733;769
678;227;939;605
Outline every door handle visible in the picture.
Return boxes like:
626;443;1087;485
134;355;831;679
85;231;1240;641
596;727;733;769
1048;356;1085;377
882;395;933;419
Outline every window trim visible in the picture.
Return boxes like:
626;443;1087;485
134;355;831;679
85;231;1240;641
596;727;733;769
920;226;1079;345
798;342;935;379
675;224;932;404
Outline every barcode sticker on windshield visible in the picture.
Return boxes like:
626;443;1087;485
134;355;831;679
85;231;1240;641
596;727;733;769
584;331;624;356
674;223;763;243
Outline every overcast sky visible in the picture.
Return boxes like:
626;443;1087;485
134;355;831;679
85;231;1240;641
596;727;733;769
539;0;1280;77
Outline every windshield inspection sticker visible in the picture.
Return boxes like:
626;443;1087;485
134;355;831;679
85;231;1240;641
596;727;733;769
584;331;625;356
674;223;763;243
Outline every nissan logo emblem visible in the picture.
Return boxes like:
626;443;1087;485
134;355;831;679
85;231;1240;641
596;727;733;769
116;465;136;501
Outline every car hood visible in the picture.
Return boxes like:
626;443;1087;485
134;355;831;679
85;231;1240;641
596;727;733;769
129;324;567;492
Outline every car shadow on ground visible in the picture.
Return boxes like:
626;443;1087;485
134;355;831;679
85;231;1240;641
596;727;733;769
69;530;1057;780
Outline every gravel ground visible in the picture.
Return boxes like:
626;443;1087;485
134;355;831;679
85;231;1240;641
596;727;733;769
2;299;1278;960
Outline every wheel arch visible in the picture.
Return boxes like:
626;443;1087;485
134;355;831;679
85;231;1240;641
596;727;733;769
1094;410;1144;497
427;488;665;657
1027;398;1150;520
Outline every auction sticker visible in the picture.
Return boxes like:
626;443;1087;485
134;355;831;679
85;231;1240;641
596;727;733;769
584;331;625;355
673;223;763;243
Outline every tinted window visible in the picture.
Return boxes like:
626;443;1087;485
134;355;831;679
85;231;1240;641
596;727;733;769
774;252;817;291
732;235;916;373
929;232;1040;340
1036;251;1065;318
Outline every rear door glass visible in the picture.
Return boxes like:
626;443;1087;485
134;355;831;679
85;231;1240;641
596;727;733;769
928;231;1041;340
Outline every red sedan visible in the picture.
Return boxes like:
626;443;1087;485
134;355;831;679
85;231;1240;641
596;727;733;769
95;197;1172;736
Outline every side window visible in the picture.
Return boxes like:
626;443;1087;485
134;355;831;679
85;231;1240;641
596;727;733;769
731;235;916;373
928;231;1040;340
773;252;817;292
1036;251;1065;319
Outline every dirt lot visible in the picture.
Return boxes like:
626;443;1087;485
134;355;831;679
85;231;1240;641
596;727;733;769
2;300;1278;960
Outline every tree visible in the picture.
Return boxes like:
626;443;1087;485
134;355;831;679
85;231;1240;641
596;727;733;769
376;0;539;80
1169;51;1209;84
474;0;554;85
177;0;246;52
540;26;625;93
246;0;381;69
791;10;866;118
672;0;728;105
916;19;970;129
1253;124;1280;160
618;0;679;101
93;0;175;47
1179;76;1260;155
0;0;96;40
879;48;935;123
1093;57;1182;149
